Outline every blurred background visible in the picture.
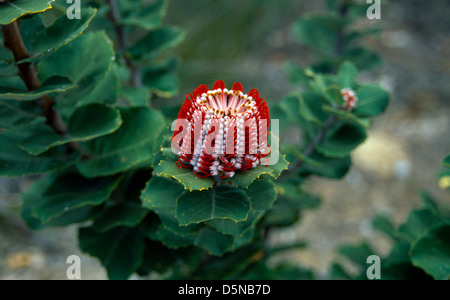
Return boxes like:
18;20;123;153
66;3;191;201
1;0;449;279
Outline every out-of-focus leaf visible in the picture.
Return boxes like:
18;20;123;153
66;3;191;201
410;224;450;280
127;27;185;62
79;226;145;280
142;57;180;98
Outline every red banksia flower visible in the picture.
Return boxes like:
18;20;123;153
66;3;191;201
172;80;270;179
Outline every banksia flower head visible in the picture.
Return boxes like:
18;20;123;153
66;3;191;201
172;80;270;179
341;88;358;110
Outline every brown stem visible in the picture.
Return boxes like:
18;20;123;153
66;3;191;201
106;0;141;88
2;21;67;134
2;20;90;158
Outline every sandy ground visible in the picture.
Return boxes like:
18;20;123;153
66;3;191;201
0;0;449;279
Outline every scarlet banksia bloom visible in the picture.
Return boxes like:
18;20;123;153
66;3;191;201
172;80;270;179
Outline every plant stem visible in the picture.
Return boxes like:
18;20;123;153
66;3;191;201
106;0;141;88
2;21;67;134
2;20;89;157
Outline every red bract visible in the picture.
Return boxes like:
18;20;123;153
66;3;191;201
172;80;270;179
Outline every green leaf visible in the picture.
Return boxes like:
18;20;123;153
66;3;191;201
193;225;235;256
127;27;185;61
153;160;215;191
322;105;371;128
284;62;309;86
0;76;74;101
292;15;341;55
0;128;80;177
142;57;180;98
23;204;100;230
343;47;382;71
79;226;145;280
76;106;165;177
120;87;150;107
0;101;45;131
0;0;54;25
91;204;148;233
232;154;289;188
337;61;358;89
338;242;374;270
208;180;277;237
176;185;251;225
372;214;397;240
141;176;184;213
316;121;367;157
20;104;122;155
75;63;119;107
299;151;351;179
298;91;329;125
37;31;115;109
354;84;389;117
21;171;121;225
19;7;97;62
397;207;443;244
410;224;450;280
119;0;167;30
442;154;450;168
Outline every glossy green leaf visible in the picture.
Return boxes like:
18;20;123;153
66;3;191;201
141;176;184;213
20;104;122;155
0;101;45;131
21;171;120;224
0;76;74;101
208;180;277;237
0;0;54;25
79;226;145;280
19;7;97;62
232;154;289;188
410;224;450;280
0;127;80;177
37;31;115;109
176;185;250;225
77;106;165;177
153;160;215;191
127;27;185;61
354;84;389;117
